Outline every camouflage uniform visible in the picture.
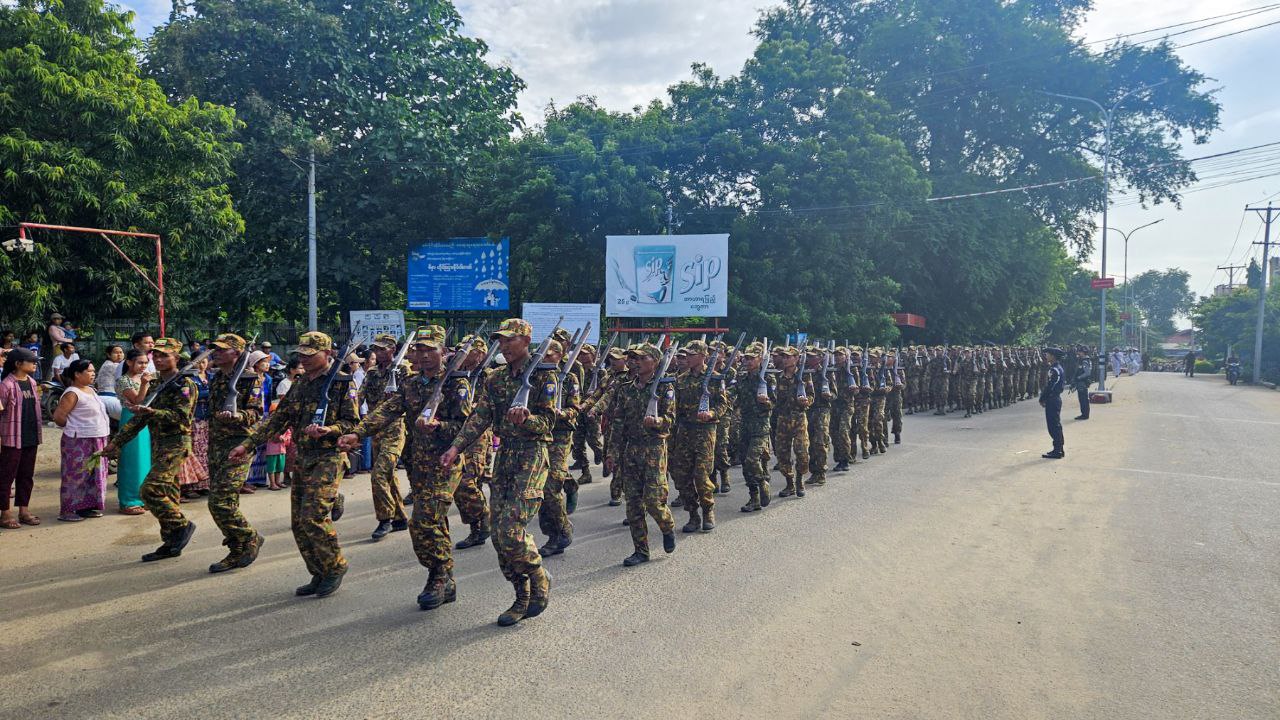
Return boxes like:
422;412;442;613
539;353;578;551
773;355;813;494
606;348;677;558
928;350;948;415
831;352;857;467
852;357;873;459
669;341;722;530
571;351;603;481
454;407;492;542
449;320;557;622
110;348;198;550
241;334;359;582
351;346;471;578
588;360;628;504
805;353;835;483
735;345;775;510
868;354;888;454
206;354;264;552
959;352;979;416
359;358;408;524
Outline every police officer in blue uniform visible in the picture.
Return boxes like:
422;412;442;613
1040;347;1065;459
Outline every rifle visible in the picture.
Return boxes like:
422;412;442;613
468;329;504;387
756;338;772;397
588;331;619;395
817;340;833;396
417;333;474;425
697;339;724;414
309;325;368;427
645;336;678;419
794;346;809;399
715;332;748;390
860;343;872;389
843;346;857;388
219;333;259;414
556;322;592;411
511;316;563;410
383;327;419;395
144;348;215;408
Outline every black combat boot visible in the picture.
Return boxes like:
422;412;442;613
497;577;531;626
526;567;551;619
608;497;621;507
741;486;761;513
331;493;345;522
778;479;795;498
371;520;393;541
894;432;901;444
565;485;579;514
455;526;490;549
313;568;346;598
663;532;677;553
759;480;772;507
391;517;409;533
623;547;651;567
795;477;807;498
833;461;849;472
295;575;322;596
808;473;825;487
209;533;264;574
682;508;702;533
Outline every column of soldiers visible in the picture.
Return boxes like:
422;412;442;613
98;322;1044;629
906;345;1046;418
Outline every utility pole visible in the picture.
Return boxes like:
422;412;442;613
1246;203;1277;384
307;148;318;332
1042;80;1167;394
1217;264;1247;291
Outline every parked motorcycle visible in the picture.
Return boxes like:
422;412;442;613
1226;361;1241;386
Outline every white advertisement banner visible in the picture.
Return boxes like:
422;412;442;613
349;310;406;340
523;303;600;345
605;234;728;317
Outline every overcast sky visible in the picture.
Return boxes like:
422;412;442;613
121;0;1280;322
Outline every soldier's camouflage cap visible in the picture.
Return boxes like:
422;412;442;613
211;333;246;351
626;342;663;361
371;333;399;350
683;339;709;355
152;337;184;356
776;345;801;356
607;347;627;359
870;347;883;357
834;345;849;354
552;327;572;345
295;331;333;356
848;345;864;354
459;334;488;353
411;325;447;349
546;339;564;355
742;342;765;357
579;343;596;355
492;318;532;339
804;344;824;355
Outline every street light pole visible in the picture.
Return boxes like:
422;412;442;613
1042;81;1167;393
1114;218;1164;343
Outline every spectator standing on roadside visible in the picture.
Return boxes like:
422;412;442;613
47;313;72;346
260;341;282;367
124;331;157;381
0;348;43;528
22;333;42;380
115;349;152;515
97;345;125;423
1183;351;1197;377
178;356;212;499
51;359;110;521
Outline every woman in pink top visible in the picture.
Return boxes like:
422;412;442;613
0;347;43;528
51;359;110;521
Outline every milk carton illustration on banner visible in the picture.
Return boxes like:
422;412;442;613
634;245;675;304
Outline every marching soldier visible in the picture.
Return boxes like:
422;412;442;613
338;326;472;610
928;346;948;416
229;331;359;599
851;346;872;460
735;343;774;511
804;345;834;486
773;345;812;497
440;319;556;627
205;333;265;573
570;343;603;485
361;334;410;541
604;343;678;565
538;338;577;557
712;340;734;494
886;349;905;444
670;339;721;534
103;337;198;563
453;334;493;550
588;347;629;507
831;346;855;472
868;349;888;454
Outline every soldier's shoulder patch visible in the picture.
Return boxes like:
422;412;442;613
458;385;469;400
544;382;556;397
347;385;358;400
251;387;262;398
181;385;191;397
665;386;675;400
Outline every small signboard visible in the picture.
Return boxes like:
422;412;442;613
1090;277;1116;290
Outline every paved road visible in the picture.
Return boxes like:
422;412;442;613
2;373;1276;719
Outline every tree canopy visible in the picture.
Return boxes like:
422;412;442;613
1124;268;1195;336
0;0;241;331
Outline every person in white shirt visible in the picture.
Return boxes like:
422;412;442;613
50;343;80;380
96;345;125;420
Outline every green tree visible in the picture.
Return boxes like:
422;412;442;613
1124;268;1194;336
0;0;242;331
146;0;523;326
1043;262;1122;346
1192;283;1280;381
